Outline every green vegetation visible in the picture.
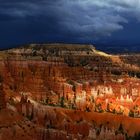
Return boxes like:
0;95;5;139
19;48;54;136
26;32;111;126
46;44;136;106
60;96;65;107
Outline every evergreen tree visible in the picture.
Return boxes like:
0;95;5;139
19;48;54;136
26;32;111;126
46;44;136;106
60;96;65;107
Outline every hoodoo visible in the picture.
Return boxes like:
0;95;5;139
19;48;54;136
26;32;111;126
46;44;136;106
0;44;139;139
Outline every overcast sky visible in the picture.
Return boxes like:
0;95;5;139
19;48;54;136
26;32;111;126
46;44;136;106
0;0;140;48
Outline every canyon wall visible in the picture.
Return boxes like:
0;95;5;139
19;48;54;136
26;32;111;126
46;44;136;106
0;44;140;140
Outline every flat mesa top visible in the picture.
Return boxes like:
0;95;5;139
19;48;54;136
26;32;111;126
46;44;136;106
19;43;95;51
0;43;111;60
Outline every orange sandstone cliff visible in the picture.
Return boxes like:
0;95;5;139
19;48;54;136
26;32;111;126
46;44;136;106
0;44;140;140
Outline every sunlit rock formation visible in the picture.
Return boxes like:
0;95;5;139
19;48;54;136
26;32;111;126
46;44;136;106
0;44;140;139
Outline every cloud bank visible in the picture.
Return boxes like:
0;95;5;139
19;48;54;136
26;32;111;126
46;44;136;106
0;0;140;44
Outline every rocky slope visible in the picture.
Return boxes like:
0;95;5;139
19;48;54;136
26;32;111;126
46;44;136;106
0;43;140;139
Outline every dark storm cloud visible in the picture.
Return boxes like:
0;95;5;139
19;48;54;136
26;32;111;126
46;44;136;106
0;0;140;47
